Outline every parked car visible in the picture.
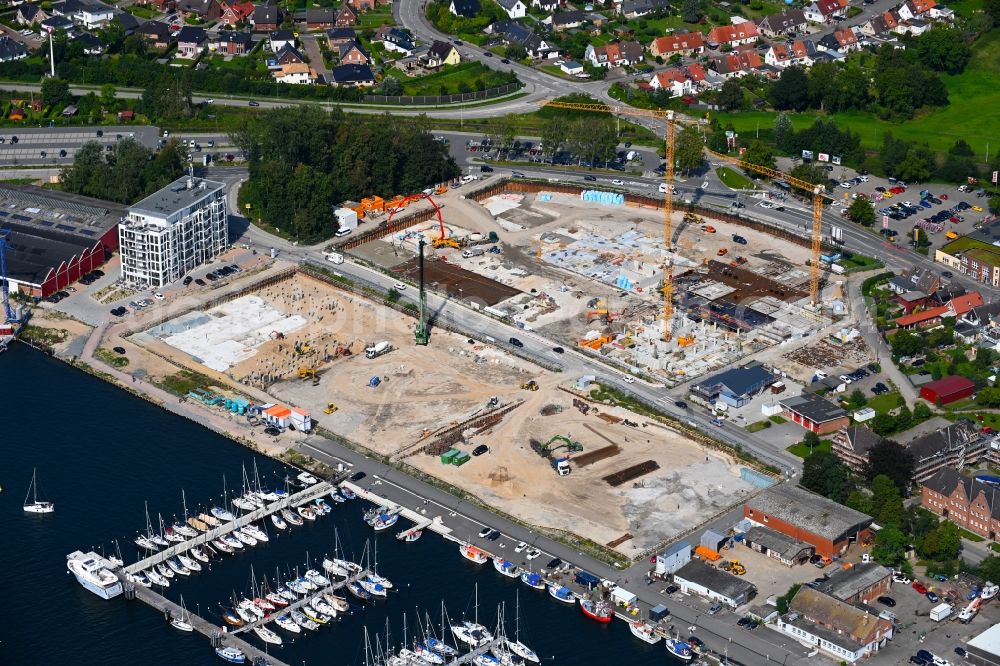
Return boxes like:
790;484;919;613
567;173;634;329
878;596;896;607
350;471;366;482
472;444;489;456
913;581;929;594
478;527;492;538
926;591;939;603
509;337;523;348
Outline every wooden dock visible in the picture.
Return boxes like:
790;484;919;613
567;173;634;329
124;481;333;576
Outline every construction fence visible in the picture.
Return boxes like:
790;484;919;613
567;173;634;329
362;82;522;106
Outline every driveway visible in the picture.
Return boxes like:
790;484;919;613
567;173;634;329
299;33;331;79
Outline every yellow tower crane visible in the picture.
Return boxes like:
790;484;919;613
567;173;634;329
542;100;678;340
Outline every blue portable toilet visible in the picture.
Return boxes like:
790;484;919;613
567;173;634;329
369;376;381;388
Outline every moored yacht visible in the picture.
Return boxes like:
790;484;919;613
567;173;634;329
66;551;123;600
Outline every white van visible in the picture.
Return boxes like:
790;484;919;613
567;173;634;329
461;175;478;184
324;252;344;264
658;183;668;193
335;228;352;237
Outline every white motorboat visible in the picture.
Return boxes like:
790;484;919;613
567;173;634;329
369;572;393;589
191;546;210;563
242;524;269;542
66;551;123;600
369;512;399;531
231;496;256;512
146;568;169;587
310;595;337;617
211;505;236;522
286;579;312;595
178;554;201;572
493;557;519;578
215;646;246;664
547;584;575;604
213;538;234;554
238;598;264;619
329;491;346;503
451;621;493;647
297;472;319;485
275;614;301;633
297;506;317;521
314;498;332;514
340;486;356;500
305;569;331;587
301;605;330;625
271;513;287;530
130;572;152;588
221;534;244;550
23;469;54;514
629;621;661;644
253;625;283;645
360;577;387;597
460;543;488;564
167;558;191;576
235;604;256;624
234;529;258;547
282;508;303;526
520;571;545;590
291;610;319;631
665;639;694;661
163;528;187;543
472;654;500;666
323;592;350;612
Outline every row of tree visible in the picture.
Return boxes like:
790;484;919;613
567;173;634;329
59;138;186;204
232;106;460;242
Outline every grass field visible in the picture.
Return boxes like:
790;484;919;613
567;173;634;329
385;62;498;96
716;166;755;189
868;391;902;415
712;31;1000;159
356;6;394;28
786;439;832;459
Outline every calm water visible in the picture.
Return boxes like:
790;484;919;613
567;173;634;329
1;345;677;665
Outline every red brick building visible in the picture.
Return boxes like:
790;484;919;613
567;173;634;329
812;562;892;605
743;484;874;559
922;467;1000;540
779;392;850;435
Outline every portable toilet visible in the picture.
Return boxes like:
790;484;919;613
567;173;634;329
369;376;381;388
453;452;471;466
441;448;459;464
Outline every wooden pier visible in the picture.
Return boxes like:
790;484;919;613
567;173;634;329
124;481;333;576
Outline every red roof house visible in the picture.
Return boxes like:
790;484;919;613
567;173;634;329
920;376;976;406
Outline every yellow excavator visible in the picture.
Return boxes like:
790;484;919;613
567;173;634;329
295;342;312;356
298;367;320;386
432;238;461;249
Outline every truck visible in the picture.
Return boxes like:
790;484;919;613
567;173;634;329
929;603;953;622
552;457;570;476
462;248;485;259
574;570;601;589
324;251;344;265
365;341;393;359
830;264;846;275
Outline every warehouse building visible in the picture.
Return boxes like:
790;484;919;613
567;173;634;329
119;176;227;288
813;562;891;605
779;392;849;435
920;375;976;406
0;186;123;298
743;484;873;559
672;560;756;608
655;541;691;576
690;363;774;407
967;622;1000;666
742;525;813;566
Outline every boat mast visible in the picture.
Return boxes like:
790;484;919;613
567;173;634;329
182;489;189;522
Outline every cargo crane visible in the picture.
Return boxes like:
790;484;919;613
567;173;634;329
1;228;19;324
385;192;456;249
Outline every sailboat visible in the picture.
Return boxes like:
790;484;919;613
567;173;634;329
171;595;194;632
424;606;458;656
506;591;540;662
451;584;494;647
23;469;54;514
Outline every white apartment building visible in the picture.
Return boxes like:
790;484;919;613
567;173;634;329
119;176;227;288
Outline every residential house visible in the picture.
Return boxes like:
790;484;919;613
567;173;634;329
756;8;807;37
219;0;254;26
817;28;859;53
305;8;334;29
0;36;29;62
859;14;892;36
52;0;114;28
813;562;892;605
335;4;357;27
17;3;48;26
269;30;295;52
274;44;305;65
348;0;384;11
832;425;883;472
75;31;105;54
710;49;763;77
338;39;369;65
648;31;704;58
888;266;942;296
896;18;932;35
898;0;936;21
584;40;643;68
778;587;893;663
804;0;848;23
496;0;526;18
706;21;759;47
273;62;318;84
425;40;460;68
743;484;874;560
648;67;695;97
176;25;207;58
136;20;172;48
212;30;252;55
490;21;555;59
531;0;558;11
549;10;585;30
330;62;374;86
893;290;983;329
619;0;668;19
895;290;929;313
690;364;773;407
764;41;817;68
175;0;221;21
922;466;1000;540
449;0;479;18
115;11;139;34
907;419;987;482
41;15;76;32
928;4;954;20
379;27;416;54
326;27;356;48
560;60;583;75
251;3;280;32
779;392;850;435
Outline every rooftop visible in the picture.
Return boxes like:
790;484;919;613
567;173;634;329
781;613;864;652
129;176;224;220
779;392;847;423
788;586;887;643
674;560;756;601
744;525;813;560
746;484;873;543
815;562;891;601
968;622;1000;657
693;363;773;398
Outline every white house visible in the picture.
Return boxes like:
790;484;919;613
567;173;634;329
269;29;296;53
273;62;318;85
53;0;115;29
560;60;583;75
496;0;526;19
648;68;694;97
803;0;847;24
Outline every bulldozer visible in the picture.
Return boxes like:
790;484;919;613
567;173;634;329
322;402;338;414
521;380;539;391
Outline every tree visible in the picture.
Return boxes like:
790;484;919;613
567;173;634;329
912;401;932;421
716;78;745;112
681;0;706;23
989;195;1000;216
568;117;618;167
889;330;923;357
373;76;402;96
99;83;117;110
865;439;914;493
801;450;852;503
848;388;867;408
950;139;975;157
976;387;1000;408
504;44;527;60
988;0;1000;26
802;430;821;453
912;28;972;75
897;150;932;183
741;141;775;171
773;112;794;153
847;196;876;227
41;77;71;109
675;125;704;175
540;118;568;163
871;525;907;567
846;490;873;515
770;66;810;111
775;584;801;614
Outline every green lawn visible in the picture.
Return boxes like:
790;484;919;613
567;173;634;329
127;5;159;18
713;31;1000;159
958;527;986;542
768;414;787;424
868;391;902;415
357;7;395;28
385;62;498;96
716;166;755;190
786;439;832;459
746;420;773;433
838;252;882;271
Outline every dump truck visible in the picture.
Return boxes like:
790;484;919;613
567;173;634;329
552;457;571;476
695;545;721;561
365;341;393;359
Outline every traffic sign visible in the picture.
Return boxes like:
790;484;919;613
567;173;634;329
993;170;998;184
